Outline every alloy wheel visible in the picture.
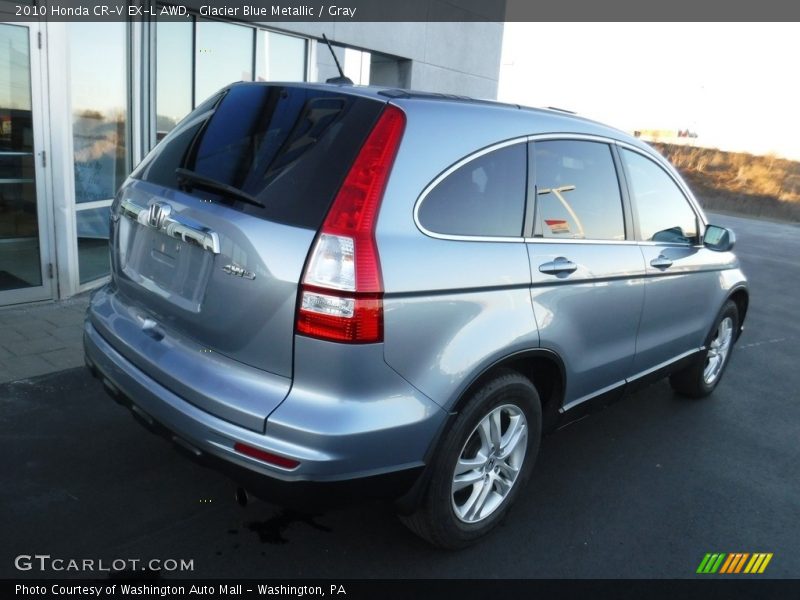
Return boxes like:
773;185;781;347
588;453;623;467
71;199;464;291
704;316;734;385
451;404;528;524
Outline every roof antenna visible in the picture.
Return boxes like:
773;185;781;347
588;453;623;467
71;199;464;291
321;34;354;85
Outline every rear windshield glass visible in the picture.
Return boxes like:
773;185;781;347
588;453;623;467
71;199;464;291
132;84;385;229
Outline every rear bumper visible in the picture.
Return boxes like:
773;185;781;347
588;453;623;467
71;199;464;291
84;351;421;509
83;318;446;501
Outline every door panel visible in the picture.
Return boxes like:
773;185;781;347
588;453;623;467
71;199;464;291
634;244;733;373
617;146;727;374
528;243;645;408
0;22;52;305
527;138;645;409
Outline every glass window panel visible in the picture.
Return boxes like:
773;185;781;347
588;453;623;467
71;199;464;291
156;19;193;140
0;22;41;290
0;24;31;144
195;20;254;105
0;182;41;289
69;23;129;203
76;206;110;283
259;31;306;82
418;144;527;237
344;48;370;84
535;140;625;241
133;85;383;230
621;149;698;243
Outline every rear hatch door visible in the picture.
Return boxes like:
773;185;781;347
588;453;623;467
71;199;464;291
102;84;385;426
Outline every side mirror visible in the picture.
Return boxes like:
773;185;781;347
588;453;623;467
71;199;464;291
703;224;735;252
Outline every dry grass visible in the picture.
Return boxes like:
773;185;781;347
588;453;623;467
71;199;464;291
650;143;800;222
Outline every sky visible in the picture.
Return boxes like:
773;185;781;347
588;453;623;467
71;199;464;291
499;23;800;160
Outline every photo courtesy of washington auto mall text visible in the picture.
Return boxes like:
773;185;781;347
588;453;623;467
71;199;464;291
15;583;347;597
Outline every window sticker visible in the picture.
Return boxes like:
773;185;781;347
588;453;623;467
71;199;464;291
545;219;570;234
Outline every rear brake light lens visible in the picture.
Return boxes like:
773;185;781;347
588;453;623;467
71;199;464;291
296;105;405;344
297;291;382;342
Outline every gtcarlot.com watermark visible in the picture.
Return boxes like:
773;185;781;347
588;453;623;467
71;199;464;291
14;554;194;573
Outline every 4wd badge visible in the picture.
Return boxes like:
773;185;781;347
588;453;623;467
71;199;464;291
222;264;256;280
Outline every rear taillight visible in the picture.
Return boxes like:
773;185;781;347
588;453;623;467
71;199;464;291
296;105;405;343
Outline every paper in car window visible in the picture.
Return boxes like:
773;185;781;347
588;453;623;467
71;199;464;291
545;219;570;234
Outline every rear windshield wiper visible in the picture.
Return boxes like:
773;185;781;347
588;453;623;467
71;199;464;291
175;168;265;208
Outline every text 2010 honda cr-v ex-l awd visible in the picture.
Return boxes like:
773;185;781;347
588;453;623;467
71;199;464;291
84;82;748;549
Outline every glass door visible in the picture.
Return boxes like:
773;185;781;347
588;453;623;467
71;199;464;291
0;21;53;305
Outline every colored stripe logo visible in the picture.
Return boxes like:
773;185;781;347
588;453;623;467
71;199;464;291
697;553;773;574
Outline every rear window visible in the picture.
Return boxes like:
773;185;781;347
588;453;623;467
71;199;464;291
132;84;385;229
417;143;527;238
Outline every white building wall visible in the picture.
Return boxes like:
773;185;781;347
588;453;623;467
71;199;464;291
261;21;504;99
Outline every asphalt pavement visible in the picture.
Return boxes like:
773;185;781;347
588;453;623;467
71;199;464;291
1;212;798;579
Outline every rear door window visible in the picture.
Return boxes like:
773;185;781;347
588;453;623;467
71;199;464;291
533;140;626;241
132;84;385;230
417;143;527;238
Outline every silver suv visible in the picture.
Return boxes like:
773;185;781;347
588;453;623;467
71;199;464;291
84;83;748;548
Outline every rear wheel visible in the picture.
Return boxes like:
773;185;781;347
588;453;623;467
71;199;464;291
400;369;541;549
670;300;739;398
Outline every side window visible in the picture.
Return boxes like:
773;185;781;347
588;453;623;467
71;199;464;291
418;143;527;238
534;140;625;241
621;149;698;244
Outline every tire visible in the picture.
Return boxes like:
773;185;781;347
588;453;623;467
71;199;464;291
670;300;739;398
399;368;542;549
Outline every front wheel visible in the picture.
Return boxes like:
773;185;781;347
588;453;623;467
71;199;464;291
670;300;739;398
400;369;541;549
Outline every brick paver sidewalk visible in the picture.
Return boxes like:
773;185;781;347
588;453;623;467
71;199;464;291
0;293;91;384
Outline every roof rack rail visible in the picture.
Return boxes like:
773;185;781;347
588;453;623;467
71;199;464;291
378;89;473;101
546;106;577;115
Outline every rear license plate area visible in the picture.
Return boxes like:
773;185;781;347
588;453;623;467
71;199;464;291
119;219;213;312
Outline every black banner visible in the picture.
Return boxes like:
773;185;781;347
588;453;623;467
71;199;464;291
2;0;800;22
5;579;800;600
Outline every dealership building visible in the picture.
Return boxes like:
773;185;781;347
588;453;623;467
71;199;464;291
0;5;503;306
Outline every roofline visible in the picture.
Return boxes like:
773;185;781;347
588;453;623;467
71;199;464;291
225;81;642;145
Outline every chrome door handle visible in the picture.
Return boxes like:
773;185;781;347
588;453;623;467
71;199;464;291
650;255;673;269
539;257;578;275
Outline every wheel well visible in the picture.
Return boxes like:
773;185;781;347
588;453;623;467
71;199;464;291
397;351;566;514
452;352;564;430
729;288;749;337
